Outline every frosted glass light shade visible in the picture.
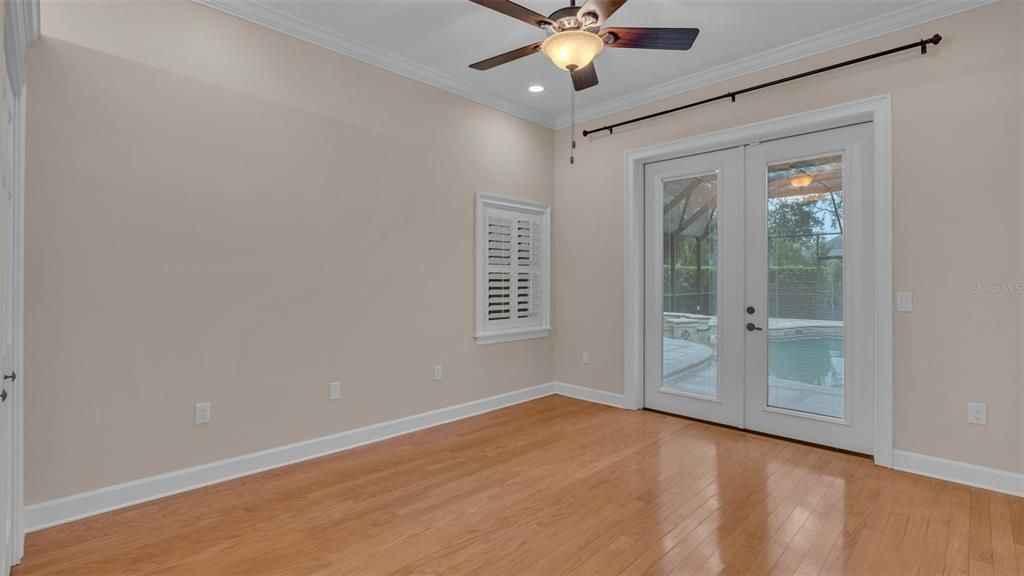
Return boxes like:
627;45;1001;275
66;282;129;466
789;173;814;188
541;31;604;71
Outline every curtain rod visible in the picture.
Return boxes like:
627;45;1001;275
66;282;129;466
581;34;942;138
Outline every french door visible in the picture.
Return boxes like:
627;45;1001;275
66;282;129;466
644;124;875;454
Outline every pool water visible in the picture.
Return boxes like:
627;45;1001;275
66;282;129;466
662;334;845;418
769;336;843;388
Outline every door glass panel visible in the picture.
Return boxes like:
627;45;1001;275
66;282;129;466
766;155;844;418
662;173;718;397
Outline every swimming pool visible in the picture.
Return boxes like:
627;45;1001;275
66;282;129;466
662;327;844;419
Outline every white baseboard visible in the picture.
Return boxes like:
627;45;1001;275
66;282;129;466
553;382;631;409
27;386;1023;533
893;450;1024;498
25;382;563;532
24;381;632;532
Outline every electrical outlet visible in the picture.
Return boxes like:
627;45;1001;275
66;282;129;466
967;402;986;425
582;351;590;365
896;292;913;312
329;382;341;401
433;365;443;381
195;402;211;425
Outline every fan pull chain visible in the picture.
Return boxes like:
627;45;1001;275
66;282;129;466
569;82;576;165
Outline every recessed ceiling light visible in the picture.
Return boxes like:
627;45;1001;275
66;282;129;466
528;85;545;93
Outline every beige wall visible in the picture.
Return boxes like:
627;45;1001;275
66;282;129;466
553;1;1024;475
24;0;1024;505
25;0;554;504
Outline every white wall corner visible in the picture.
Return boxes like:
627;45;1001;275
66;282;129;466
24;382;637;532
190;0;554;128
553;382;631;409
893;450;1024;498
23;382;559;532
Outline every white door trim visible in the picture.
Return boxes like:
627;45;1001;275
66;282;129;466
8;84;24;569
4;0;39;565
624;94;893;467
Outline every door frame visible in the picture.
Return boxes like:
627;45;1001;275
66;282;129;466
623;94;893;467
4;0;39;565
2;79;25;569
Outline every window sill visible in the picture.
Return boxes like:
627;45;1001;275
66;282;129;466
475;327;551;345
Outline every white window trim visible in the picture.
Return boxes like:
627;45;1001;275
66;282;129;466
475;194;551;345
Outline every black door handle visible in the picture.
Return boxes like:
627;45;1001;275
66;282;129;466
746;323;763;332
3;372;14;382
0;389;7;402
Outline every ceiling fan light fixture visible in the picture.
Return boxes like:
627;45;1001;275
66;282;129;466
541;30;604;71
789;172;814;188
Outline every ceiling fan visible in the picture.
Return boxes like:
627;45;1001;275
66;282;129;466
467;0;700;92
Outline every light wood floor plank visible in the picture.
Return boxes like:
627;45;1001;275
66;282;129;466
891;475;937;575
1009;497;1024;576
763;457;869;576
13;397;1024;576
788;457;874;576
948;484;974;576
971;487;996;576
991;492;1020;576
629;444;813;575
917;480;954;576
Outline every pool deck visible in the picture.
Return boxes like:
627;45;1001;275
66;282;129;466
662;321;843;418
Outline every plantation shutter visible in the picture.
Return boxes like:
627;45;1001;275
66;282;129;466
514;216;543;322
476;195;550;344
486;214;513;322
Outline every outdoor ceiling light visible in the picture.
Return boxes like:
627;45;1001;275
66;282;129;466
789;172;814;188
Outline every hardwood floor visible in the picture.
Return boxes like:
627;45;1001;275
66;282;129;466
15;396;1024;575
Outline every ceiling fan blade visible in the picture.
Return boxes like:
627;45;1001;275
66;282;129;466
602;27;700;50
577;0;628;26
571;62;599;91
468;0;553;28
469;42;543;70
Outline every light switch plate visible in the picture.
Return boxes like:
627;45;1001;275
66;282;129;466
433;365;443;381
329;382;341;401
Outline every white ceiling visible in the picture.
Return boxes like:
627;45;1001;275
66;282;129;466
197;0;989;127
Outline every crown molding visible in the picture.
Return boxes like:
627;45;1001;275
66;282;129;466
556;0;994;128
192;0;992;131
191;0;556;128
